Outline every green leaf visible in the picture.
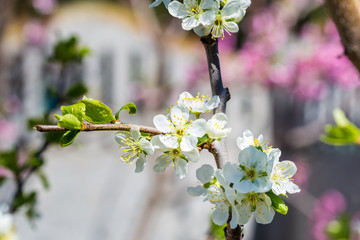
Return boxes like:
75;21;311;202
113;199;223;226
79;96;115;123
197;134;210;146
0;150;18;173
321;124;360;146
57;114;83;130
115;102;137;119
61;130;81;147
65;82;88;99
38;170;50;190
325;213;351;239
210;218;226;240
266;190;288;215
12;191;37;218
321;109;360;146
27;156;44;168
61;102;86;121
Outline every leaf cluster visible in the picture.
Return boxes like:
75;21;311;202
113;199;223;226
54;96;137;147
48;36;90;64
321;109;360;146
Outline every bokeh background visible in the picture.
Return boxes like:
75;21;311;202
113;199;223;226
0;0;360;239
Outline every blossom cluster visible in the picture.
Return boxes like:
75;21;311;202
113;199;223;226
188;130;300;227
115;92;231;179
150;0;251;39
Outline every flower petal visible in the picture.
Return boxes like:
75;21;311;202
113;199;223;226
153;155;171;172
223;162;242;183
170;105;189;126
180;135;198;152
212;205;229;226
159;135;179;149
224;21;239;33
177;91;193;106
183;148;200;162
130;125;141;141
196;164;214;183
254;195;275;224
135;154;146;173
151;135;166;150
222;0;241;19
175;158;188;179
168;1;188;18
153;114;172;133
188;119;208;137
204;95;220;111
115;131;131;146
187;185;207;196
194;24;212;37
236;129;254;150
199;10;216;26
139;138;154;155
235;196;252;225
182;16;199;31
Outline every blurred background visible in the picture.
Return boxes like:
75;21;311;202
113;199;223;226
0;0;360;239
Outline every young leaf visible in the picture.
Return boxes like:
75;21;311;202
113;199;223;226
115;102;137;120
56;114;83;130
266;190;288;215
197;134;210;146
79;96;115;123
61;130;81;147
61;102;86;121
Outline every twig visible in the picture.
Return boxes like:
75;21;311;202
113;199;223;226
325;0;360;72
200;35;240;240
34;123;162;135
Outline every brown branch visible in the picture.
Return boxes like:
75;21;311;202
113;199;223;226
325;0;360;72
200;35;231;170
34;123;162;135
200;35;241;240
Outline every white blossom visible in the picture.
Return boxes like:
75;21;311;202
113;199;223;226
115;126;154;173
194;0;249;38
223;146;274;193
168;0;218;31
206;113;231;139
206;170;241;229
236;192;275;225
270;150;300;195
153;105;207;146
237;129;278;155
187;164;215;196
152;135;199;179
177;92;220;115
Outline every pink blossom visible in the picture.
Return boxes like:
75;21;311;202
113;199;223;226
32;0;57;15
22;20;46;46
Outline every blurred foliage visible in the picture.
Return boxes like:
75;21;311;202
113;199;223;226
326;213;351;240
0;35;90;220
321;109;360;146
48;36;90;64
210;219;226;240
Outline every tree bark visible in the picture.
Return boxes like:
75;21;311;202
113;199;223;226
201;35;242;240
325;0;360;72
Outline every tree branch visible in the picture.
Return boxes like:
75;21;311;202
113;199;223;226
325;0;360;72
34;123;162;135
201;35;241;240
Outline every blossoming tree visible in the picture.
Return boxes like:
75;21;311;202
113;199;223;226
30;0;303;239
